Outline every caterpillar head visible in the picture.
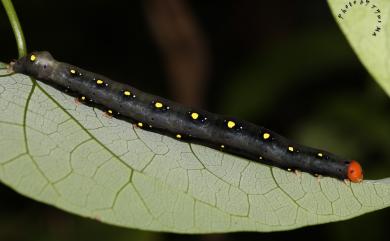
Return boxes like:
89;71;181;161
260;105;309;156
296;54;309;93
11;51;56;80
347;160;363;183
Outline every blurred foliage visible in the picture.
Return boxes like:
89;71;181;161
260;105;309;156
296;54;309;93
1;0;389;240
220;28;359;118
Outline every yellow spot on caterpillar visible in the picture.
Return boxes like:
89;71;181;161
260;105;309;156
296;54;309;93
259;156;263;160
288;146;294;152
155;102;163;108
176;134;182;139
107;109;113;115
221;145;225;148
287;168;292;172
124;90;131;96
263;132;270;140
227;120;236;128
30;54;36;62
81;96;86;101
191;112;199;120
70;69;76;74
137;122;143;127
317;153;323;157
96;79;104;85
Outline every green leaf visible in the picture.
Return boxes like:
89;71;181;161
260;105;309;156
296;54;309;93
328;0;390;97
0;69;390;233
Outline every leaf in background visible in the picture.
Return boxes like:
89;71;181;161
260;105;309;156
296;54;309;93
328;0;390;97
0;69;390;233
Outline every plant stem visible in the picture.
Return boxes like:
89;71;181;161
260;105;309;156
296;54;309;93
1;0;26;57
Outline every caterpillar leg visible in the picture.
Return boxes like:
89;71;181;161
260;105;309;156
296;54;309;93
0;63;14;76
294;170;302;177
316;174;323;183
103;110;113;119
74;96;88;106
74;97;81;105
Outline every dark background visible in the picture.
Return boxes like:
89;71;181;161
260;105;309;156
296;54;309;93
1;0;389;241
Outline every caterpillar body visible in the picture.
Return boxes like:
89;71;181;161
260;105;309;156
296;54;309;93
10;51;363;182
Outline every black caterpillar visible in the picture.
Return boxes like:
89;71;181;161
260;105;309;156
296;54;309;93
10;51;363;182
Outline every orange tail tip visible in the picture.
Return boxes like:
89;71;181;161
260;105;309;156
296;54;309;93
347;160;363;183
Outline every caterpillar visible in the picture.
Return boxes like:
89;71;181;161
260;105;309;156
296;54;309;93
10;51;363;182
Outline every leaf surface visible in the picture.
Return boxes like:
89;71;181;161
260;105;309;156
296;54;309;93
0;68;389;233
